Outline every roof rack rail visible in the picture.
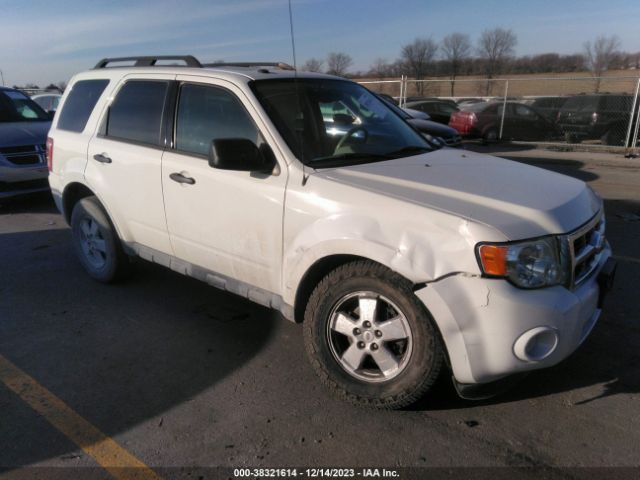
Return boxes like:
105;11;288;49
203;62;295;71
94;56;202;69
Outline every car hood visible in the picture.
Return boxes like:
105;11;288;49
407;118;458;138
0;121;51;147
314;150;601;240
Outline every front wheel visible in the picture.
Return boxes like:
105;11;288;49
303;261;444;409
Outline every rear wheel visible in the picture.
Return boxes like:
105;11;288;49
482;128;498;144
601;127;625;146
71;196;132;283
303;260;444;409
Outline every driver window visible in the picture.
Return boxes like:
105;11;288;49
175;83;261;157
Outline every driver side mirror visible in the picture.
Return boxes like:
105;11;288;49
208;138;276;173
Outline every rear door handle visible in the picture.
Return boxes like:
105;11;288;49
169;172;196;185
93;153;112;164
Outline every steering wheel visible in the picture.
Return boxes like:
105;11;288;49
334;126;369;153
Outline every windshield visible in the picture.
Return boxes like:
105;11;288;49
251;78;432;167
0;90;50;122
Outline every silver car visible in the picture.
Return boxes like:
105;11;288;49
0;87;51;198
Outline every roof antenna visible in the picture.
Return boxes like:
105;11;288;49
288;0;309;186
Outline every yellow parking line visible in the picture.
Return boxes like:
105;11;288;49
0;354;162;480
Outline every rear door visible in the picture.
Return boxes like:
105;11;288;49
512;103;549;140
161;76;287;293
85;74;175;254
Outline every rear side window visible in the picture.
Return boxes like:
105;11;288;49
106;80;169;146
57;80;109;132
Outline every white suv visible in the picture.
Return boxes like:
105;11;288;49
47;56;616;409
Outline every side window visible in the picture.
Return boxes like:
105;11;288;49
57;80;109;132
515;104;536;118
175;83;260;157
106;80;168;146
440;104;457;115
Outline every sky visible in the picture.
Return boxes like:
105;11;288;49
1;0;639;87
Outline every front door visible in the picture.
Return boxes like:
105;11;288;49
161;78;287;293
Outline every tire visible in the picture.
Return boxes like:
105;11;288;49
482;128;498;144
601;128;624;147
70;196;132;283
564;132;580;144
303;260;444;409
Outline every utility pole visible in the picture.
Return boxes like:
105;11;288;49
0;69;5;86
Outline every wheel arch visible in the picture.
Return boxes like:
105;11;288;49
293;254;423;324
62;182;96;224
62;182;130;247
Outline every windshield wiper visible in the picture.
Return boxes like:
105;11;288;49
308;152;393;167
386;145;432;157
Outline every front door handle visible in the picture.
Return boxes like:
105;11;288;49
169;172;196;185
93;153;112;164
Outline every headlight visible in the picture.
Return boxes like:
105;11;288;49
477;237;567;289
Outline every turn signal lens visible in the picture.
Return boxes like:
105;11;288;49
478;245;508;276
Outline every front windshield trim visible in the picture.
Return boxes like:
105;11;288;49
249;78;434;167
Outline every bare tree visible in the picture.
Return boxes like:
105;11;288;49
441;33;471;96
477;27;517;94
369;58;392;78
584;35;621;92
326;52;353;77
56;81;68;93
401;37;438;95
302;58;324;73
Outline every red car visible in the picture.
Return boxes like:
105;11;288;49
449;101;560;142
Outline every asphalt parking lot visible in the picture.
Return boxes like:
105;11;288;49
1;147;639;479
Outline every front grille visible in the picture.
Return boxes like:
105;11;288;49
0;144;46;166
567;210;606;289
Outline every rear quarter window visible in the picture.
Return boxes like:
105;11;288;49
57;79;109;132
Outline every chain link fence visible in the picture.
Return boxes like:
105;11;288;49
359;76;640;150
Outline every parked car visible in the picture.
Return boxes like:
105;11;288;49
0;87;52;198
376;93;398;105
322;96;461;147
405;99;460;125
31;93;62;114
456;97;485;106
528;96;569;122
384;101;462;147
48;56;615;409
449;101;561;142
556;94;637;146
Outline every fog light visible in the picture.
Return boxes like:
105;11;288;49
513;327;559;362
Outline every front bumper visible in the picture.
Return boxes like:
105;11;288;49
415;246;615;385
0;162;49;198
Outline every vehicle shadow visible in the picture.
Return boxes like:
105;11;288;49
462;142;538;153
0;226;280;468
0;192;57;215
460;144;600;182
500;156;600;183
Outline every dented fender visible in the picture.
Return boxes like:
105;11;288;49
281;209;497;307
